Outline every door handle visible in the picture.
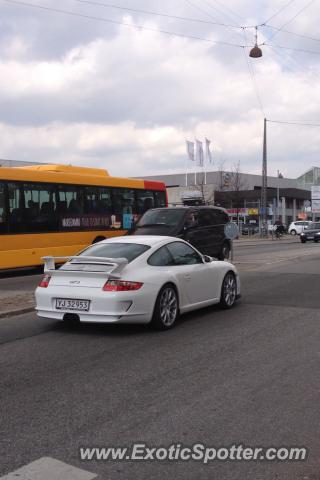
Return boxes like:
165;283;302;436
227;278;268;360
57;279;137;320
185;274;191;280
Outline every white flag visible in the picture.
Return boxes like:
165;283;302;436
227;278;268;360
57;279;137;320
205;138;213;164
195;139;204;167
186;140;195;162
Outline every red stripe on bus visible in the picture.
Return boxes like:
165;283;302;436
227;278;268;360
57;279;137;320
144;180;166;191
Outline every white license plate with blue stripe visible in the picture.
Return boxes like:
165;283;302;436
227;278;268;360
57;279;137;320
56;298;90;311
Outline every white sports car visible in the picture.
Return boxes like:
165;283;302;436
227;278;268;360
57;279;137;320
35;236;241;330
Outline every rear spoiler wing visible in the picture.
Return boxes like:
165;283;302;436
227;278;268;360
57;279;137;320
42;256;128;276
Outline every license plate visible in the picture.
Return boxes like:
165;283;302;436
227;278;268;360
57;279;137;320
55;298;90;311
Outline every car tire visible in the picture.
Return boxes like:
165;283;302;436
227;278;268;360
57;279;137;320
220;271;237;309
219;272;237;309
290;230;297;235
314;238;319;243
218;242;230;261
300;238;306;243
150;284;179;330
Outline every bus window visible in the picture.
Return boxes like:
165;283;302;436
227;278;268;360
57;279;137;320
136;190;155;213
154;190;166;208
8;183;23;232
121;189;135;214
23;183;57;232
84;187;111;214
0;183;6;233
110;188;134;214
57;185;83;215
110;188;135;229
98;187;112;214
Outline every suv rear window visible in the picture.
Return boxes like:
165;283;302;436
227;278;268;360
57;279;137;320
137;209;185;227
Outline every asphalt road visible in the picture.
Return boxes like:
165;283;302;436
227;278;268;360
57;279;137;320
1;242;320;479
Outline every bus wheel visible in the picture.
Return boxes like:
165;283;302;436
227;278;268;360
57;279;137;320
92;236;105;244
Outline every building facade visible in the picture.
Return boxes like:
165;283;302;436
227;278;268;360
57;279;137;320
140;170;312;226
0;159;41;168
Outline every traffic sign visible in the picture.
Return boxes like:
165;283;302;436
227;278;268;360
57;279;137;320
224;222;239;240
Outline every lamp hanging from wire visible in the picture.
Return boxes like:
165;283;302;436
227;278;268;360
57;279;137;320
249;26;263;58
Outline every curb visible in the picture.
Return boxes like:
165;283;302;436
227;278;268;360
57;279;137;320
0;306;35;319
234;240;299;247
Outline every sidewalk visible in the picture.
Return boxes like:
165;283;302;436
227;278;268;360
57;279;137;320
234;235;299;247
0;291;35;319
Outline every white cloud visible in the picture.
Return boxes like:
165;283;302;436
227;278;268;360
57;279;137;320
0;1;320;179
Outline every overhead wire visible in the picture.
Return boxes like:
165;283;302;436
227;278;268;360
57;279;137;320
71;0;242;30
263;0;297;24
242;29;266;117
268;119;320;126
197;0;249;48
1;0;247;48
200;0;242;25
209;0;246;23
183;0;222;23
267;0;317;41
264;24;320;43
264;42;320;56
193;0;266;117
264;43;320;93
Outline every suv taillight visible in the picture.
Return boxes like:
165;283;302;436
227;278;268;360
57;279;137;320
38;274;51;288
103;280;143;291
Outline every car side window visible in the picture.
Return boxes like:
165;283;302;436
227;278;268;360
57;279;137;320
198;210;214;226
166;241;202;265
185;211;199;228
198;209;227;226
148;246;173;266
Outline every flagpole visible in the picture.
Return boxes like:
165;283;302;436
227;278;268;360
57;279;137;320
205;138;213;185
185;151;188;187
204;141;207;185
195;139;197;186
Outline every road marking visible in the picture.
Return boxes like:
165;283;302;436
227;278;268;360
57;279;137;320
0;457;97;480
236;249;320;266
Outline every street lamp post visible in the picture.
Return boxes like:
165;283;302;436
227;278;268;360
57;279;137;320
277;170;283;221
261;118;267;235
277;170;280;221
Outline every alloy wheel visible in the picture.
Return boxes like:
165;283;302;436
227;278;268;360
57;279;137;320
223;273;236;307
159;287;178;327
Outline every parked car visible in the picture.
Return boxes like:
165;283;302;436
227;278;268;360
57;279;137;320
300;222;320;243
131;206;231;260
35;236;241;330
288;221;311;235
242;225;259;235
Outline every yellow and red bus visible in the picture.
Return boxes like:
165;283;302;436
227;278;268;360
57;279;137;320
0;164;167;269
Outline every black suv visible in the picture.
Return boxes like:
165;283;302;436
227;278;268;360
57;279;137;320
131;206;231;260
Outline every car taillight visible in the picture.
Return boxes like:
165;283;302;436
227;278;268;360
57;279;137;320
103;280;143;291
38;274;51;288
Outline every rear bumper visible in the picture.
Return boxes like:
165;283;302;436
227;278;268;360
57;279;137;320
35;284;155;324
36;309;151;324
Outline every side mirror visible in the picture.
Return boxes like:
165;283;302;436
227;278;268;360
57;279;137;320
202;255;213;263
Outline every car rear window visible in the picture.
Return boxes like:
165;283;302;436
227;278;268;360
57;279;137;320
79;243;150;262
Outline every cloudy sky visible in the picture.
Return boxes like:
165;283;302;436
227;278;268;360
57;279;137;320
1;0;320;179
